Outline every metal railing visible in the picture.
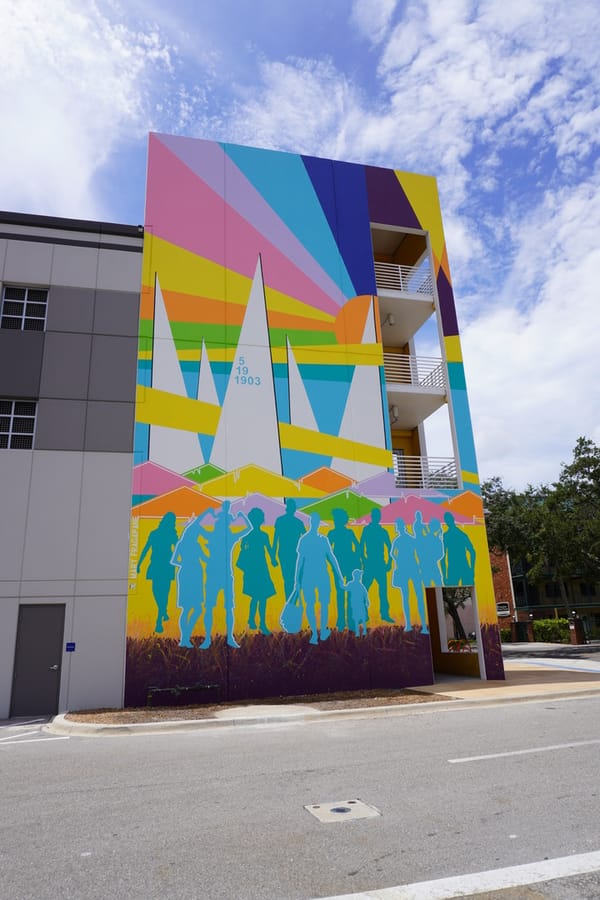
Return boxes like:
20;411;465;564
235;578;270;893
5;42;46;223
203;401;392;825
374;260;434;295
392;452;458;489
383;353;446;389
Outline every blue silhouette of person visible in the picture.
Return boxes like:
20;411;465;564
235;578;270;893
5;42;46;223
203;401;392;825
170;511;210;648
346;569;369;637
237;507;278;635
443;512;476;586
390;518;428;633
359;507;394;622
137;511;178;634
273;498;305;601
292;512;344;644
413;512;444;587
200;502;251;650
328;508;359;630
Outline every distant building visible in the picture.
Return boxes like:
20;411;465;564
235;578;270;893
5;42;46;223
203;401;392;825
1;137;504;717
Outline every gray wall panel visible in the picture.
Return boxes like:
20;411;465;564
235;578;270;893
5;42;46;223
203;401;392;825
76;453;133;581
21;451;83;581
40;332;92;400
0;238;7;278
96;248;142;292
35;398;87;451
88;335;137;402
50;244;99;289
46;286;95;334
3;240;54;285
93;290;140;337
85;401;134;452
0;451;33;581
0;597;19;719
64;594;126;712
0;330;44;397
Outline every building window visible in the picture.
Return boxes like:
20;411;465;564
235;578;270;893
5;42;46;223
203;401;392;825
1;286;48;331
545;581;562;598
0;400;36;449
580;582;597;597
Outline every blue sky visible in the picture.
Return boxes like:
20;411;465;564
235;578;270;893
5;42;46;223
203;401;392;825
2;0;599;488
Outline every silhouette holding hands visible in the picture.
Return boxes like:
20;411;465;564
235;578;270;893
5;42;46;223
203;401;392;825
359;507;394;622
391;517;428;633
346;569;369;637
273;498;305;601
201;502;251;649
237;507;278;635
292;512;344;644
328;508;359;631
170;511;210;647
137;511;178;633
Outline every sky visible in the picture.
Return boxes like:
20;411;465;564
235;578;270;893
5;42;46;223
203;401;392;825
2;0;599;490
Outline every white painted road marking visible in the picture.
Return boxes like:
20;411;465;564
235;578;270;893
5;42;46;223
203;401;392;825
0;736;69;746
317;849;600;899
448;737;600;763
0;730;40;742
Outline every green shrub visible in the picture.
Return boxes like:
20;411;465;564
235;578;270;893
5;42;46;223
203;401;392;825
532;618;570;643
499;627;512;643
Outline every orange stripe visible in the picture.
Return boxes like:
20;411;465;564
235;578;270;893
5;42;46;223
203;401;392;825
140;287;335;333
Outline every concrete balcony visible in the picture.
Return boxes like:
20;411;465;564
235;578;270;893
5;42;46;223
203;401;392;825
392;451;458;490
385;353;447;429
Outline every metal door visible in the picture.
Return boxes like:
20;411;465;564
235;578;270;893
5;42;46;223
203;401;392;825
10;604;65;716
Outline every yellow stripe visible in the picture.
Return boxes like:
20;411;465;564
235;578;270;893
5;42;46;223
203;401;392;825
142;234;336;324
138;343;384;366
462;470;480;485
136;386;392;467
444;335;463;363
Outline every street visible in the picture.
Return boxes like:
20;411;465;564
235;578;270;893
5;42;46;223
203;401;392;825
1;694;599;899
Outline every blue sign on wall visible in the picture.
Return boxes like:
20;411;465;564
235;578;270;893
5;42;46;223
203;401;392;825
65;642;76;652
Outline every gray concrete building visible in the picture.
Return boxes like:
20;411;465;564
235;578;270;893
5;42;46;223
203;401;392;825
0;212;142;718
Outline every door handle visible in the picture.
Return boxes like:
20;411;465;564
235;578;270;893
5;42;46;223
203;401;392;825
49;664;59;671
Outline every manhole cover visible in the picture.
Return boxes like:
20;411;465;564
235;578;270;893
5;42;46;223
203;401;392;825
304;799;381;823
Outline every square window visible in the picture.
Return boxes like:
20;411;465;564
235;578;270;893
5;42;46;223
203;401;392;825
1;285;48;331
0;399;36;450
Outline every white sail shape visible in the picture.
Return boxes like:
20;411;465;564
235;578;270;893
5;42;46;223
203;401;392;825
210;256;282;474
331;297;387;481
197;339;219;406
287;337;318;431
148;275;204;473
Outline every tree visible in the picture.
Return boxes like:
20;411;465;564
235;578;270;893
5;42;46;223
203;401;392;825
482;438;600;614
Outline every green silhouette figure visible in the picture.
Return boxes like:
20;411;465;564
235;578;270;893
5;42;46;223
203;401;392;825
293;512;344;644
273;498;306;600
443;512;476;586
359;507;394;622
137;511;178;633
328;508;359;630
237;507;278;635
201;502;250;650
413;512;444;587
391;518;427;633
170;512;210;648
346;569;369;637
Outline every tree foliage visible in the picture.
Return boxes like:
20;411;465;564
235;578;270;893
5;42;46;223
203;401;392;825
482;438;600;611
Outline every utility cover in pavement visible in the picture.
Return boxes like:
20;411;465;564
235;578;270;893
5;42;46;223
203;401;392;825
304;799;381;823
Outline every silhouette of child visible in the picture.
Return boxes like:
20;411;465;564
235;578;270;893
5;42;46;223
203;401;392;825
347;569;369;637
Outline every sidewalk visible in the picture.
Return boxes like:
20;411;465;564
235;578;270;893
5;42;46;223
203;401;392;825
47;653;600;737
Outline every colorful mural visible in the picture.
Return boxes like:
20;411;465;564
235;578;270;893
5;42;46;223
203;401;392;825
126;135;503;706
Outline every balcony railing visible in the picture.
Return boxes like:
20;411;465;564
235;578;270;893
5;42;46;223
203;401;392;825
392;452;458;489
374;261;434;296
383;353;446;390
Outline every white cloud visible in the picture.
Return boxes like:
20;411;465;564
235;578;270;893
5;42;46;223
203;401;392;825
0;0;194;218
350;0;398;46
462;172;600;488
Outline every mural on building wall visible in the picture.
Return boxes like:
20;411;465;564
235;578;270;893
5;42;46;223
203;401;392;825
126;134;503;706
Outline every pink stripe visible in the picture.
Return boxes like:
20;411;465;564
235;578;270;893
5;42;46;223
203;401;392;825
146;138;340;318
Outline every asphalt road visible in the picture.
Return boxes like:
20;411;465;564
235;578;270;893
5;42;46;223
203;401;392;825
1;696;599;900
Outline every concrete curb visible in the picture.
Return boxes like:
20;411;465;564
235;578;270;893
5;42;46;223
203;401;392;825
45;686;600;737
